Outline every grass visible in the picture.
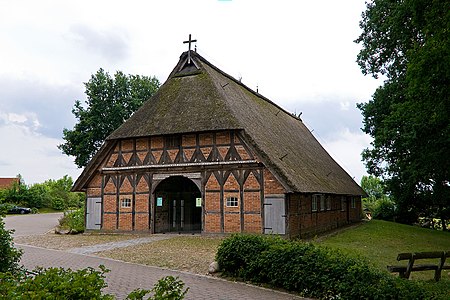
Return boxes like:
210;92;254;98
317;219;450;294
36;207;62;214
14;218;450;297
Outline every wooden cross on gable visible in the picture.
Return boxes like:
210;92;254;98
183;34;197;64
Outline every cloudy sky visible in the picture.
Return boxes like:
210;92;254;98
0;0;381;185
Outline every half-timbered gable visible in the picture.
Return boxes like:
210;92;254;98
74;50;364;238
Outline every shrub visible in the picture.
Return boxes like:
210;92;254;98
0;215;22;274
59;208;85;233
216;234;430;299
127;276;189;300
373;198;396;221
51;196;65;210
0;266;113;299
0;264;189;300
215;234;286;279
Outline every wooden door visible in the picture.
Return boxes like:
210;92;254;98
264;196;286;234
86;197;101;230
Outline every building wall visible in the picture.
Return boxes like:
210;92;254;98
287;193;362;238
90;130;282;233
84;129;361;235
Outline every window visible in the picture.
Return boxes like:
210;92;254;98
341;196;346;211
121;198;131;208
226;196;238;207
351;197;356;209
320;195;325;211
326;196;331;211
165;135;181;148
312;194;319;212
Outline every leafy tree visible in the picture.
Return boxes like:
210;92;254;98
360;175;386;203
44;175;85;209
355;0;449;228
59;69;160;167
0;175;84;210
360;175;395;220
0;175;27;205
26;183;51;208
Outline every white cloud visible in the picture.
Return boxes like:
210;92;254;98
0;0;380;186
65;24;130;63
6;113;27;123
0;122;81;185
318;128;372;184
340;101;351;111
1;112;41;130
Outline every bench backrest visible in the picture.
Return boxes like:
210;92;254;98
397;253;413;261
413;251;445;260
397;251;450;261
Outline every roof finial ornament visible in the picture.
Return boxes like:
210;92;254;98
183;34;197;64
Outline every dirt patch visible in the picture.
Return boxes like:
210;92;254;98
96;235;224;275
15;233;224;276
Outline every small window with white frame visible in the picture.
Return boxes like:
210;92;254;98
320;194;325;211
312;194;319;212
226;196;238;207
121;198;131;208
351;197;356;209
326;196;331;210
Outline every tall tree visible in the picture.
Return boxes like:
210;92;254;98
360;175;386;203
59;69;160;167
355;0;449;227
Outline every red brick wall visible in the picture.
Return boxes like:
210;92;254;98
204;214;221;232
287;194;362;238
264;169;285;195
86;129;361;236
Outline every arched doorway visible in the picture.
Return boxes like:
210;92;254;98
154;176;202;233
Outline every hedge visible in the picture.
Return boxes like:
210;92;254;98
216;234;432;300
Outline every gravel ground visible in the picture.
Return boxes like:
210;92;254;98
14;233;224;275
96;236;224;275
14;233;147;250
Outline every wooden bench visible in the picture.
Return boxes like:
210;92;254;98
387;251;450;281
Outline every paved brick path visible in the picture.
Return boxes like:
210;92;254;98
19;244;304;300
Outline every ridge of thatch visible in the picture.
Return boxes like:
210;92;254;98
75;51;364;195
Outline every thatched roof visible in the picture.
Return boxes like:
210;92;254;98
74;51;364;196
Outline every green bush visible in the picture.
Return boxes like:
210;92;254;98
373;198;396;221
59;208;85;233
126;276;189;300
0;215;22;274
216;234;430;299
0;267;189;300
51;196;65;210
0;266;113;299
216;234;286;279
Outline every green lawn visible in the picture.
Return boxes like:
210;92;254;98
318;220;450;283
36;208;62;214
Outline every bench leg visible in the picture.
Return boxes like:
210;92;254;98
399;271;408;279
434;269;441;282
